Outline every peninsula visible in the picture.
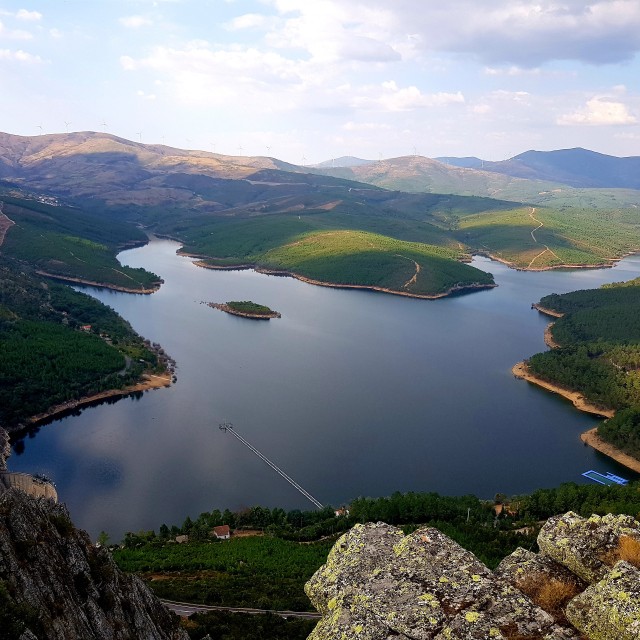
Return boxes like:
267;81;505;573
515;282;640;474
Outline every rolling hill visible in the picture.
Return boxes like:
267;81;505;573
2;131;640;291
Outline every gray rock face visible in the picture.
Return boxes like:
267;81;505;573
538;511;640;583
565;560;640;639
307;513;640;640
0;488;188;640
305;522;572;640
0;427;10;470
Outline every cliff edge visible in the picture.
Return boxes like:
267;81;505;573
0;428;188;640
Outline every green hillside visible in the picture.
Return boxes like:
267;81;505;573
0;260;162;428
526;280;640;459
0;194;161;291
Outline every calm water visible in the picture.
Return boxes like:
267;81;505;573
11;238;640;539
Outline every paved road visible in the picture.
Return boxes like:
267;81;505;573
161;599;321;620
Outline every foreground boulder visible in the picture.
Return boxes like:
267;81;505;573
537;511;640;584
305;522;574;639
306;512;640;640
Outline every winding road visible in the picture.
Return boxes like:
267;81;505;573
0;202;15;248
526;207;561;269
161;599;321;620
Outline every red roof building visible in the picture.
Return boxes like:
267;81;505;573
212;525;231;540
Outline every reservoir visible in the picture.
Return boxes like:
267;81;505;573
11;238;640;539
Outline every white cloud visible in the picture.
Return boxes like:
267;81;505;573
265;0;640;67
136;90;157;101
120;43;305;108
225;13;271;30
352;81;464;111
484;66;541;77
558;97;637;125
342;121;391;131
0;20;33;40
0;48;42;63
119;15;153;29
15;9;42;21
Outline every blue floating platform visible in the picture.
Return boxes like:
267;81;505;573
582;470;628;486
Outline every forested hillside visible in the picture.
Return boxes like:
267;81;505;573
527;280;640;458
0;259;162;428
0;194;161;291
112;482;640;639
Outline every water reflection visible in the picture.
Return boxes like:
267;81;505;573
10;238;640;539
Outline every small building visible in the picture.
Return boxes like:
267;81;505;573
212;525;231;540
80;324;92;332
175;534;189;544
335;507;350;517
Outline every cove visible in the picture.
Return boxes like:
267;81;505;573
11;237;640;539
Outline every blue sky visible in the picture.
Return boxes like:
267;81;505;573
1;0;639;163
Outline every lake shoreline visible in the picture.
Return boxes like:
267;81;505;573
190;258;497;300
476;251;617;272
580;428;640;474
34;270;162;294
512;361;614;418
18;372;172;432
511;362;640;474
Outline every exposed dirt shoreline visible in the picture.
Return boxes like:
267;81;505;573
512;361;614;418
580;428;640;474
206;302;281;319
478;250;616;272
22;372;172;430
511;362;640;474
34;270;161;294
190;257;497;300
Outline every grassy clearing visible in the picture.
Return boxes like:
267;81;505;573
457;205;640;268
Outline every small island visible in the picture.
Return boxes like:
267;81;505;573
206;300;281;320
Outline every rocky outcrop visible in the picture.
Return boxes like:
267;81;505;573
305;523;575;639
0;487;188;640
537;511;640;583
306;512;640;639
0;427;10;470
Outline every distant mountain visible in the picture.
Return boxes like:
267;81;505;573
482;148;640;189
435;156;485;169
312;156;375;168
0;131;350;212
308;154;559;201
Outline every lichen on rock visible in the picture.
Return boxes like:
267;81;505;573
565;560;640;640
305;522;572;640
537;511;640;584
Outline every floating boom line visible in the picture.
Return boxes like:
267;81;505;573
219;423;323;509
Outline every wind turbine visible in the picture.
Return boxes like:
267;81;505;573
266;145;271;155
64;121;71;133
210;142;216;153
301;155;307;166
136;131;142;143
101;120;107;132
237;144;244;155
413;145;418;157
36;124;43;135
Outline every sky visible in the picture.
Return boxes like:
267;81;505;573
1;0;639;164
